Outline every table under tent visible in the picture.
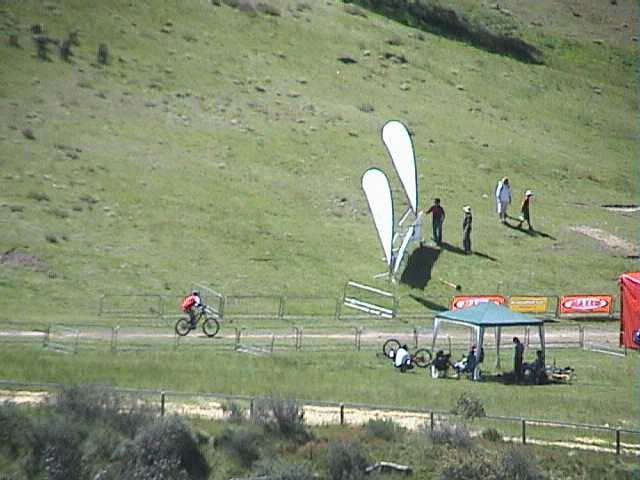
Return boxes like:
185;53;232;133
431;302;546;381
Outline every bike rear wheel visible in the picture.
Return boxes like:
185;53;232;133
202;315;220;338
382;339;401;359
413;348;433;368
175;317;192;336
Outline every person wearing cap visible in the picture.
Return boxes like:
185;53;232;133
425;198;446;246
495;177;511;223
517;190;534;231
462;205;472;254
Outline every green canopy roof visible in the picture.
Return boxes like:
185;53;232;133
435;302;544;327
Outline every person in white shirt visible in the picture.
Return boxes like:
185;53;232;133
394;344;412;372
495;177;512;223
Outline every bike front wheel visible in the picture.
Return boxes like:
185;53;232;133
175;317;192;336
413;348;433;368
382;339;401;359
202;315;220;338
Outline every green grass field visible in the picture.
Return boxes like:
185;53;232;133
0;0;637;325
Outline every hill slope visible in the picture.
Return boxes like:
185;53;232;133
0;0;637;322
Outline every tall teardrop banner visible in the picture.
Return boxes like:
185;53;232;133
381;120;418;214
361;168;394;268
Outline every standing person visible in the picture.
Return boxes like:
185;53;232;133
495;177;512;223
462;205;472;254
517;190;534;231
425;198;446;246
513;337;525;381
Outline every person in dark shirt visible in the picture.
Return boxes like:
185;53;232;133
517;190;534;231
425;198;446;246
513;337;525;381
462;205;472;254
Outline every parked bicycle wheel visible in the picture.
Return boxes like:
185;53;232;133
202;315;220;338
412;348;433;368
382;338;401;358
175;317;192;336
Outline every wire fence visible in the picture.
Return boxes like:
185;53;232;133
0;321;624;355
0;380;637;456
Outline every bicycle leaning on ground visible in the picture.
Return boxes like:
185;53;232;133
175;304;220;338
382;338;433;370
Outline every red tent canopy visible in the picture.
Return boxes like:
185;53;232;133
619;272;640;349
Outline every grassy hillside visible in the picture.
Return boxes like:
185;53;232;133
0;0;637;323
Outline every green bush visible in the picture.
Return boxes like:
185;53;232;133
326;440;369;480
115;417;210;479
0;401;30;456
498;447;545;480
438;449;498;480
222;400;246;423
424;422;472;450
481;427;502;442
452;393;486;420
254;459;315;480
252;397;309;441
214;426;262;468
363;418;399;441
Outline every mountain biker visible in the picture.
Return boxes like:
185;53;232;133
181;291;203;328
394;344;412;372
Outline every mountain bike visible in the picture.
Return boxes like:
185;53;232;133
382;338;432;368
175;305;220;338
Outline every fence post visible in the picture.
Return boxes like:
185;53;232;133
160;391;166;417
579;325;585;348
340;403;345;425
235;327;243;350
278;296;286;322
73;329;80;354
270;334;275;353
521;419;526;445
335;298;342;321
98;294;105;316
249;398;255;420
110;326;119;354
430;411;435;431
43;325;50;348
354;327;362;351
413;327;419;349
616;429;621;455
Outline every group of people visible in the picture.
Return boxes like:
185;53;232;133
422;177;534;254
429;337;547;384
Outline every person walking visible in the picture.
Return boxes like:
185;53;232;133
513;336;525;381
462;205;472;254
517;190;534;231
495;177;512;223
425;198;446;246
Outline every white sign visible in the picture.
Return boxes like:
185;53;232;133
382;120;418;214
362;168;394;267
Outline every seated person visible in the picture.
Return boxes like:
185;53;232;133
523;350;547;384
431;350;452;378
453;345;480;377
394;344;413;372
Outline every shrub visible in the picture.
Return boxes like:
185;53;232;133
481;427;502;442
498;447;545;480
363;418;399;441
24;416;85;480
358;103;374;113
254;459;315;480
424;422;472;450
252;397;309;441
214;426;261;468
256;2;281;16
222;401;246;423
343;4;367;17
452;393;485;420
55;385;154;437
438;449;498;480
0;401;30;456
27;191;50;201
326;440;369;480
116;417;210;479
295;2;312;11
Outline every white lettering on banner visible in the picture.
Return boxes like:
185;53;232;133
562;298;609;310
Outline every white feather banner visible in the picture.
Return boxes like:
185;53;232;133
362;168;394;267
382;120;418;214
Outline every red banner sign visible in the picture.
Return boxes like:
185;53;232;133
450;295;506;311
558;295;612;314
